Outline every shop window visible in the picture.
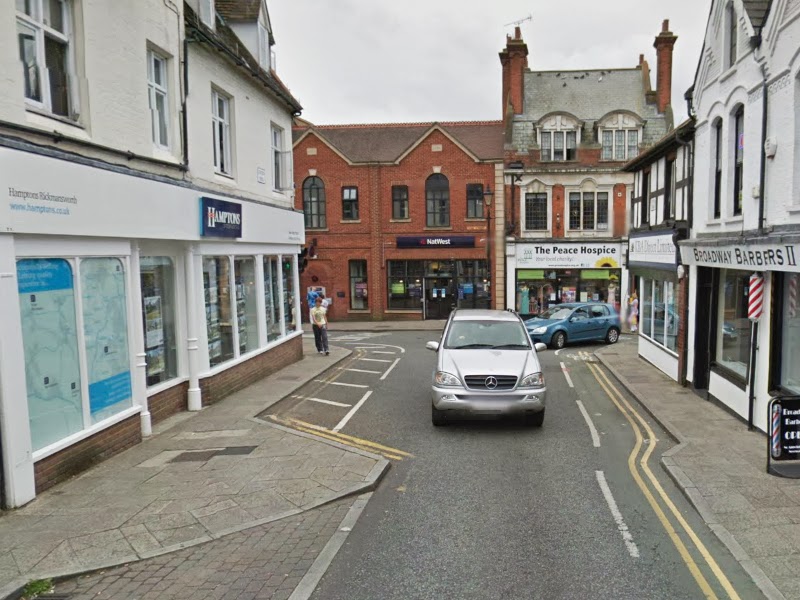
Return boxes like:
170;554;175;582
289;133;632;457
303;176;326;229
80;258;133;424
264;256;281;342
350;260;368;309
780;273;800;394
715;269;751;379
524;193;547;230
203;256;234;366
641;278;678;352
140;257;178;386
18;258;83;451
342;186;359;220
282;256;295;331
426;173;450;227
466;184;484;219
387;260;424;309
234;257;258;354
392;185;408;220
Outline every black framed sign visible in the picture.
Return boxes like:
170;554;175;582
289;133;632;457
396;236;475;249
767;396;800;478
200;197;242;238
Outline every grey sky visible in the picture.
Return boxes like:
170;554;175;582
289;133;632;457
270;0;709;126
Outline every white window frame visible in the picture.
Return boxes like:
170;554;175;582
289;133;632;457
16;0;76;118
199;0;215;28
271;124;285;191
567;189;610;231
147;50;170;149
539;129;577;162
601;128;640;161
212;90;232;176
257;22;270;70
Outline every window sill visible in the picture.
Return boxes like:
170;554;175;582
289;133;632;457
146;376;189;397
719;66;738;83
788;206;800;215
423;226;453;231
465;217;487;222
214;171;236;182
25;105;83;129
347;309;371;314
710;363;748;391
390;218;411;223
340;219;362;224
306;227;329;232
725;216;744;225
385;309;422;314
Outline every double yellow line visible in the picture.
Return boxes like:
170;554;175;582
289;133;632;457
268;415;412;461
582;351;740;600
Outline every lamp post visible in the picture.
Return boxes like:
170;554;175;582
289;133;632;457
483;185;493;309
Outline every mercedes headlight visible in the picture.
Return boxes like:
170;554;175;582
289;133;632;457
519;372;545;388
531;326;548;335
434;371;461;387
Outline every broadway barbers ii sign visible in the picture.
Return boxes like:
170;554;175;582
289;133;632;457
681;242;800;273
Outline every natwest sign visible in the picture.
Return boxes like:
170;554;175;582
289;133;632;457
201;197;242;238
396;235;475;248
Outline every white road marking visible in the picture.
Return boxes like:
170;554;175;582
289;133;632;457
339;367;381;374
314;380;369;389
334;390;373;431
576;400;601;447
370;351;396;355
349;342;406;354
358;358;392;363
596;470;640;559
380;358;401;381
291;395;351;408
560;362;574;388
555;349;562;356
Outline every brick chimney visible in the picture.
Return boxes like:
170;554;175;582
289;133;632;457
653;19;678;114
499;26;528;120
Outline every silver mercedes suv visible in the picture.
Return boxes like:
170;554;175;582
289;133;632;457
426;309;548;426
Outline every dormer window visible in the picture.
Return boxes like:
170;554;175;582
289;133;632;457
598;112;643;161
199;0;214;28
257;22;270;70
536;113;581;162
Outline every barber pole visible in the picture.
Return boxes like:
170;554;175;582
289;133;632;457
748;273;764;321
789;274;797;319
772;402;782;459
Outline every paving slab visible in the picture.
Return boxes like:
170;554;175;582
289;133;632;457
596;339;800;600
0;338;389;600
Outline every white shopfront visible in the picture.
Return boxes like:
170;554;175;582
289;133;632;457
506;240;627;318
0;147;303;507
628;231;680;381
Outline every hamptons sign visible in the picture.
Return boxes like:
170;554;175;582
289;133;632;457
681;242;800;273
201;197;242;238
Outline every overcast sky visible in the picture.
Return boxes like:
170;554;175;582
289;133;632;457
269;0;710;126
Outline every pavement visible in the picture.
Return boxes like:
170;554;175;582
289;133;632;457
0;336;390;600
3;318;797;600
596;340;800;600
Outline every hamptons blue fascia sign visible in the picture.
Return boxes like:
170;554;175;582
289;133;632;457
200;197;242;238
396;236;475;249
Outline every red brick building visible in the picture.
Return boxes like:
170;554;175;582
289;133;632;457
292;121;504;321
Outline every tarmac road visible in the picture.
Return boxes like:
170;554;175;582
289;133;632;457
263;331;764;600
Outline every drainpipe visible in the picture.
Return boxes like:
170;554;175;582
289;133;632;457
747;41;769;431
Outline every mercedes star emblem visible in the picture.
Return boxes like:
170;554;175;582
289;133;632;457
485;376;498;389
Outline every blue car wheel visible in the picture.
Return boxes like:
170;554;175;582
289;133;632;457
550;330;567;350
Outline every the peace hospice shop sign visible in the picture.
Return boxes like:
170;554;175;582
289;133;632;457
516;242;622;269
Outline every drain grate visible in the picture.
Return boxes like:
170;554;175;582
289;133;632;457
214;446;257;456
169;446;257;463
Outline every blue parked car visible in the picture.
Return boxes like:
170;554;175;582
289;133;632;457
524;303;622;349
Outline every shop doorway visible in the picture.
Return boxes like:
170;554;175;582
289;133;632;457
693;267;714;390
424;277;455;320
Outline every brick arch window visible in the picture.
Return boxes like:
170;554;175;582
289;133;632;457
303;176;326;229
426;173;450;227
